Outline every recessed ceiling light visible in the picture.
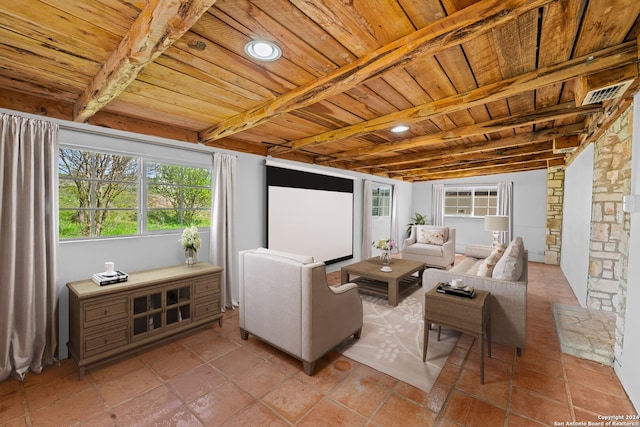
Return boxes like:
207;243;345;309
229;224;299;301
244;40;282;61
391;125;410;133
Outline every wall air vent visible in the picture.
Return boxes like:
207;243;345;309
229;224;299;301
580;80;634;105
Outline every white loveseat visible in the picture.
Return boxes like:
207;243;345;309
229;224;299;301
238;248;363;375
402;225;456;268
422;237;528;354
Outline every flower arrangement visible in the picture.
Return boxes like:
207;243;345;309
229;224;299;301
372;238;397;252
180;226;201;252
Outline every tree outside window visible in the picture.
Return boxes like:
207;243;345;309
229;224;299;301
59;149;138;238
58;148;212;239
146;163;211;230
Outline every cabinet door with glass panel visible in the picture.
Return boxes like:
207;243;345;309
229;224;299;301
164;282;191;329
131;281;192;339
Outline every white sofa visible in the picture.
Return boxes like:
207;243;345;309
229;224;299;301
238;248;363;375
403;225;456;268
422;237;528;354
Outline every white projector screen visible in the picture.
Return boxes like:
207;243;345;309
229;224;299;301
267;166;354;264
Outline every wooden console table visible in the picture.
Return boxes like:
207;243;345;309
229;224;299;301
67;263;223;379
423;287;491;384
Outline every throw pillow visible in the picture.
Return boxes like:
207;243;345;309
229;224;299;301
426;230;445;245
416;226;449;244
477;244;505;277
417;227;430;244
492;237;524;280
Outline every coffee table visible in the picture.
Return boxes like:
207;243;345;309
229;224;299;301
341;258;426;306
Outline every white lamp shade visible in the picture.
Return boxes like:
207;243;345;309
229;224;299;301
484;215;509;232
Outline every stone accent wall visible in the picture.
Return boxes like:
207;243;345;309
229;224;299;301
545;167;565;265
587;104;633;361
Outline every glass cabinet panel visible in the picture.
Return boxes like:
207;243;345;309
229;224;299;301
132;291;162;337
166;285;191;326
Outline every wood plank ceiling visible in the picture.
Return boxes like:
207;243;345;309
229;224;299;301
1;0;639;181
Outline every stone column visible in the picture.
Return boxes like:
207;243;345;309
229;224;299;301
545;167;565;265
587;104;632;361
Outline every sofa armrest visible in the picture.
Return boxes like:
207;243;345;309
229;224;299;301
329;282;358;295
403;226;417;249
442;228;456;259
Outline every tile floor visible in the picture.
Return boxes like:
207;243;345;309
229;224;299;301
1;262;637;426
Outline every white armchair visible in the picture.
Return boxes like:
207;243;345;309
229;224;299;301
238;248;363;375
402;226;456;268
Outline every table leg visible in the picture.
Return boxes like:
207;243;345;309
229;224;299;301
479;333;485;385
422;320;430;362
388;278;399;306
341;269;349;284
486;319;492;359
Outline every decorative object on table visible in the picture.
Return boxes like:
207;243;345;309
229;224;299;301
405;212;428;237
92;270;128;286
180;225;201;266
436;282;475;298
372;238;397;265
484;215;509;245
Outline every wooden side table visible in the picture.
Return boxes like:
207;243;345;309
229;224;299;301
423;287;491;384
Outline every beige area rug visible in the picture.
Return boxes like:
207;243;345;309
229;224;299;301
336;286;459;393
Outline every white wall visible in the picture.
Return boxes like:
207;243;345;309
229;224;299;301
560;144;594;307
617;94;640;410
411;170;548;260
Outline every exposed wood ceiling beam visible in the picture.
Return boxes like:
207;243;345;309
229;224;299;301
325;102;601;161
408;161;550;181
406;154;557;180
389;142;556;174
199;0;553;143
345;123;584;170
272;41;637;155
73;0;217;122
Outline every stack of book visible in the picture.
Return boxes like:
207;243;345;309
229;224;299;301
92;270;129;286
436;282;476;299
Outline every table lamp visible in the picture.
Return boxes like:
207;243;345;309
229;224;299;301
484;215;509;245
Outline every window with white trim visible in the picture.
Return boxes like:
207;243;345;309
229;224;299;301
58;147;211;239
372;185;391;217
444;186;497;217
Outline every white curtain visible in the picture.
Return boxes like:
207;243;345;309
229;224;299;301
210;153;238;310
0;114;59;381
497;181;513;244
432;184;445;226
361;180;372;259
390;184;399;247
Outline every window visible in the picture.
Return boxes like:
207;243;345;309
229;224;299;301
59;147;211;239
59;149;139;238
444;186;497;217
146;162;211;231
372;185;391;217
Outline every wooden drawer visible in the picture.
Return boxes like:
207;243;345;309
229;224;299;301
194;274;220;297
83;296;128;329
194;296;220;320
84;324;128;357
